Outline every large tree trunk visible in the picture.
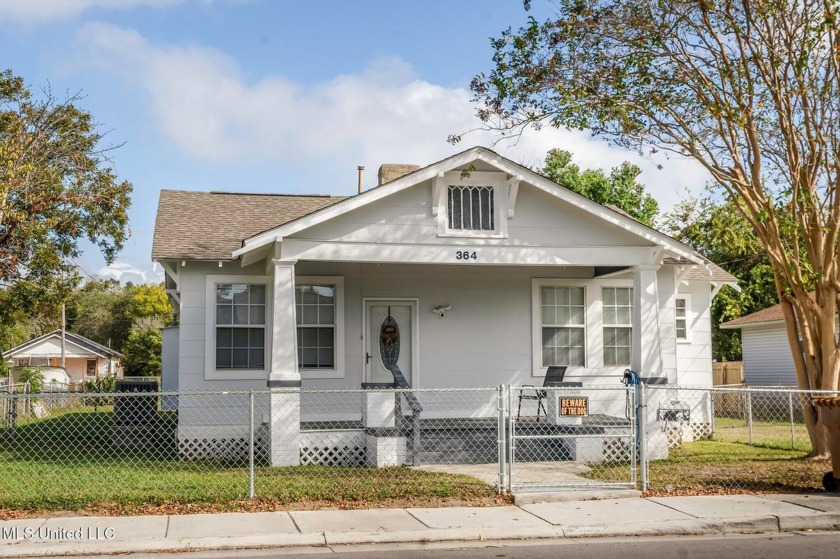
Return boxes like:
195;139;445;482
779;297;833;458
804;404;831;459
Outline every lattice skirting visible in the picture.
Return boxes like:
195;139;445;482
177;426;366;466
602;436;633;464
178;425;268;462
666;422;713;448
301;431;366;466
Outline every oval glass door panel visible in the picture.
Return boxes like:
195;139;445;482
379;313;400;369
365;302;413;386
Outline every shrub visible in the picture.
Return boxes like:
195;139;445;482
18;366;44;393
123;328;162;376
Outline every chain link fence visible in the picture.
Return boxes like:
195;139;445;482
1;383;837;512
641;385;837;495
508;385;637;491
0;387;502;512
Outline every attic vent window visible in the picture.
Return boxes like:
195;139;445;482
447;185;495;231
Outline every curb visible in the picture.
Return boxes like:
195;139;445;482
513;489;642;505
2;512;839;557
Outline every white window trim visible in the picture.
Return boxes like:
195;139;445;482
534;283;587;371
602;285;634;367
531;277;634;377
675;293;692;343
437;170;509;239
362;298;421;387
296;276;345;379
204;274;271;381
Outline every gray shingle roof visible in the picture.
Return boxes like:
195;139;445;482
720;292;817;328
152;190;347;260
663;255;739;283
720;303;784;328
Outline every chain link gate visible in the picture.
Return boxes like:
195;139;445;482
504;385;638;492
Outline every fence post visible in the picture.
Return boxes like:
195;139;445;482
746;391;753;445
709;388;716;436
24;382;30;421
638;383;648;492
248;389;255;500
788;392;795;450
507;385;515;493
497;384;507;495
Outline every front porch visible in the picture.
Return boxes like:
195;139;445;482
266;260;673;392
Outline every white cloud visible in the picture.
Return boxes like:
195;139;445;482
97;261;163;284
0;0;237;22
77;22;711;211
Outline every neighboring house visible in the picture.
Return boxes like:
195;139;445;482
720;303;797;385
152;146;737;464
2;330;124;385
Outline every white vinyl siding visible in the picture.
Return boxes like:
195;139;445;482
603;287;632;366
540;286;586;367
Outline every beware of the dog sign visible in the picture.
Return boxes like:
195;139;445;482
559;397;589;416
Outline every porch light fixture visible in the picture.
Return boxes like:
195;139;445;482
432;305;452;318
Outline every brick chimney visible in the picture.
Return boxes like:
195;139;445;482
378;164;420;185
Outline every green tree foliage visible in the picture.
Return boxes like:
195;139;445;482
122;328;162;377
68;279;134;352
128;283;172;329
664;189;782;361
540;149;659;226
469;0;840;456
0;70;132;297
18;366;44;393
84;373;116;393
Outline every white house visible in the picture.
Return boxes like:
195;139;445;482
720;302;796;385
152;146;736;464
3;330;124;386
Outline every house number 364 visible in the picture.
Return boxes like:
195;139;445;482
455;251;478;261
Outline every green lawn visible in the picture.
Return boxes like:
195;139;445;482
643;440;828;494
713;416;813;451
0;405;496;515
585;434;829;494
580;411;821;493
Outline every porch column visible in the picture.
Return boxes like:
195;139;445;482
631;265;663;377
268;258;300;466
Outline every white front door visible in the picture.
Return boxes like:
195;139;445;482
364;301;415;386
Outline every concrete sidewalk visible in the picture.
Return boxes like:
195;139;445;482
2;494;839;557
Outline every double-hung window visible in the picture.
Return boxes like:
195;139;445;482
296;283;337;369
602;287;632;366
215;283;266;370
540;286;586;367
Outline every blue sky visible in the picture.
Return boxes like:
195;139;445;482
0;0;711;284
